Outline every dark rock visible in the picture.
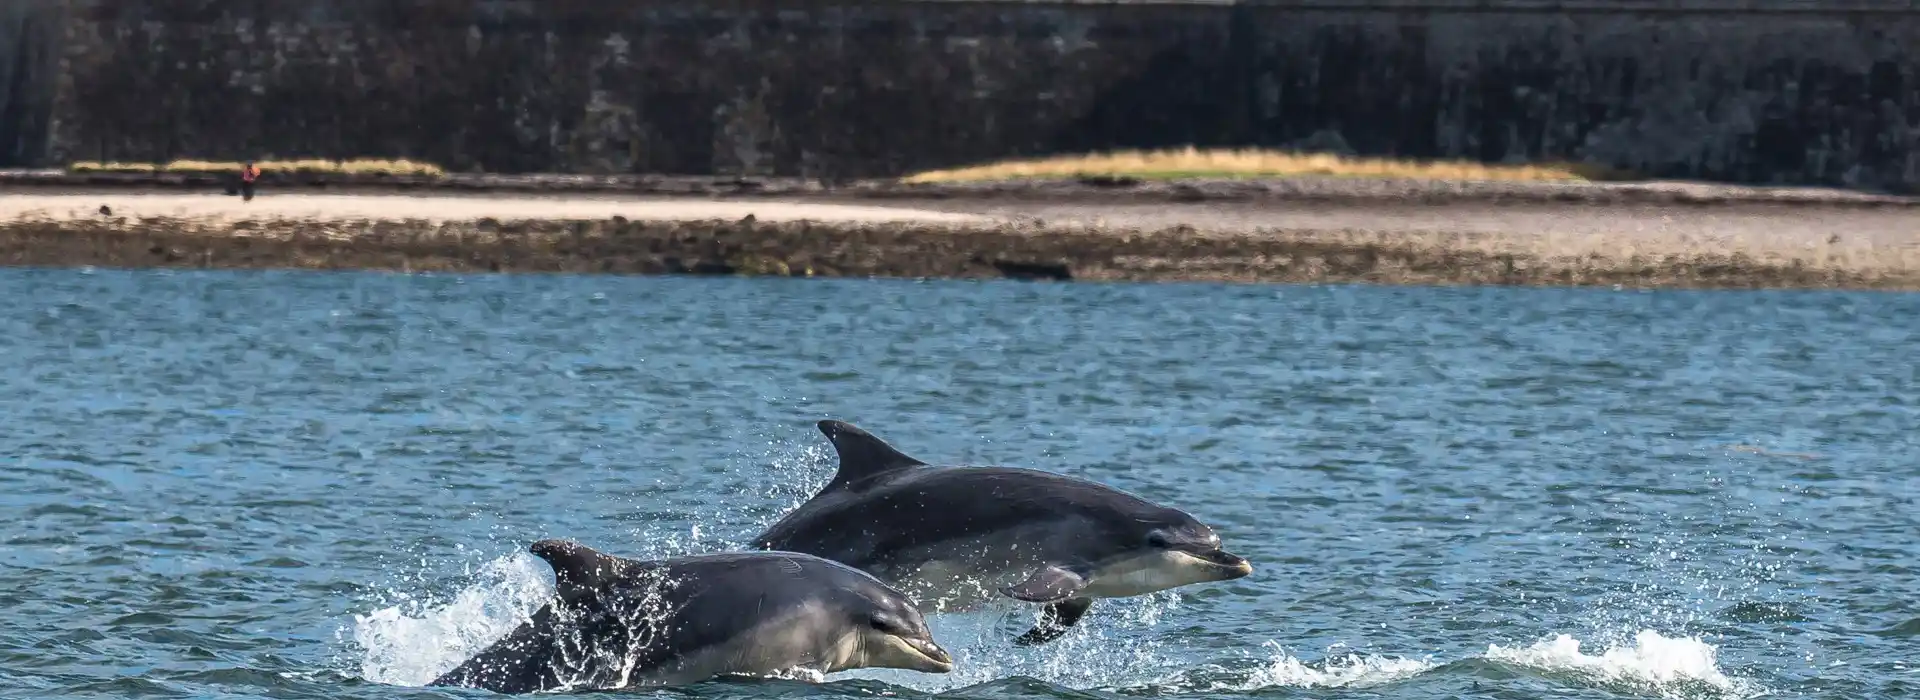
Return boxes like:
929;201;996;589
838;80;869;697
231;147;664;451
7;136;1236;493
990;259;1073;282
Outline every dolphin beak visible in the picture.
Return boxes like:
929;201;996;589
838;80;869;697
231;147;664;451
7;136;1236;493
905;637;954;673
1202;549;1254;579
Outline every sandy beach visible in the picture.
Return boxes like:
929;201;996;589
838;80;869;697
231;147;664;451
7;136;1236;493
3;189;1918;289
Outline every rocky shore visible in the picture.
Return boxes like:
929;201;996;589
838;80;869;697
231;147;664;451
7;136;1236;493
3;178;1917;291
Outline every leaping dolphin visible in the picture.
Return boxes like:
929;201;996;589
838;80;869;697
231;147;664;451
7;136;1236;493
752;420;1253;646
428;539;954;693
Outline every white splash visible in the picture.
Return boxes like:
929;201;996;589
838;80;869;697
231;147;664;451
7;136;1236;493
758;667;828;683
1241;641;1439;689
1486;629;1762;698
349;552;553;687
1176;629;1760;698
343;438;837;690
830;593;1186;693
1179;640;1438;693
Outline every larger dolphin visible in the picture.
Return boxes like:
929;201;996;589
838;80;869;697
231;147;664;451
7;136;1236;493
428;539;954;694
752;420;1253;646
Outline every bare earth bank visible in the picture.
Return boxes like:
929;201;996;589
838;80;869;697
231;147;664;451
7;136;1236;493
2;191;1916;290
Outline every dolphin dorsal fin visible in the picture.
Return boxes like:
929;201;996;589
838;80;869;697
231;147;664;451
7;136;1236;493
530;539;631;606
817;420;926;491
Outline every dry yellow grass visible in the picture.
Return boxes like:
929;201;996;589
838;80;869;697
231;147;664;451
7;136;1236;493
900;147;1630;184
68;158;446;177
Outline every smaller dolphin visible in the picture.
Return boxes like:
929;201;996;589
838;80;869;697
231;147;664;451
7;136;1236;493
753;420;1254;646
427;539;954;694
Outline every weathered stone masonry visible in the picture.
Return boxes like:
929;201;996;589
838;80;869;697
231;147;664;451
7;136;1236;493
0;0;64;168
3;0;1917;191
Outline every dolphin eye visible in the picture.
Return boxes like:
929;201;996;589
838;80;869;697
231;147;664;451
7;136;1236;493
1146;532;1171;549
869;613;904;635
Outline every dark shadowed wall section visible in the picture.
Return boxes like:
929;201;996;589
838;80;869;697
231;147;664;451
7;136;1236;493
14;0;1920;191
0;0;66;167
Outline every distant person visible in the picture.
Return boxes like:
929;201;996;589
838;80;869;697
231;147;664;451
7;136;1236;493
240;161;261;202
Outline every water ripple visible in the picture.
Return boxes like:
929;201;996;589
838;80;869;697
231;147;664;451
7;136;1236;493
1;271;1914;700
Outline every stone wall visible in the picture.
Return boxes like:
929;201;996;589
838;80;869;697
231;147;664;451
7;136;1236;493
0;0;65;167
11;0;1920;190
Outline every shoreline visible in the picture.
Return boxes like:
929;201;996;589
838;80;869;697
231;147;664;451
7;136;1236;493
4;168;1918;209
4;191;1916;291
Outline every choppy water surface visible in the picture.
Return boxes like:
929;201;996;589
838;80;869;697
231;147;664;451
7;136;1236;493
2;269;1915;700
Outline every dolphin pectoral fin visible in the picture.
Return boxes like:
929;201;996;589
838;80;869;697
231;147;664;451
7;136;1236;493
1013;597;1093;647
818;420;929;491
1000;564;1088;603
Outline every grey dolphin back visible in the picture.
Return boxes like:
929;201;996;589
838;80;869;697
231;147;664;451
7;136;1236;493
531;538;659;606
427;542;710;694
431;544;907;694
768;421;1108;646
817;419;927;491
429;540;674;693
427;602;566;692
428;536;691;690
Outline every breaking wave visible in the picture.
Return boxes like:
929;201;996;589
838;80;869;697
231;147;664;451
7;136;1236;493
1152;629;1760;699
1482;630;1762;698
